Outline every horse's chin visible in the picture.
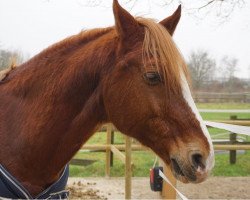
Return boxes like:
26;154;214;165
175;175;190;183
174;173;208;184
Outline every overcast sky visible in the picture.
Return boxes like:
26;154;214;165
0;0;249;78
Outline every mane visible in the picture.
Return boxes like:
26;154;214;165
138;18;189;94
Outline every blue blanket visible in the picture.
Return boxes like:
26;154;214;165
0;164;69;199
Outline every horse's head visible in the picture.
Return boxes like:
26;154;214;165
103;0;214;183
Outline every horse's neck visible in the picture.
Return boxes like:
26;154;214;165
0;29;115;195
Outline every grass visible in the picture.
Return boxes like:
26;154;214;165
196;103;250;109
200;112;249;121
70;150;156;177
212;151;250;176
69;103;250;177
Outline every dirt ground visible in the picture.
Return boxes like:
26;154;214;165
67;177;250;199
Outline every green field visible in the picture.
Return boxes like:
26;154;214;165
70;103;250;177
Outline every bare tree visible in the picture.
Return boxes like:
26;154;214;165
220;55;238;80
82;0;246;21
184;0;245;21
187;50;216;90
219;55;239;92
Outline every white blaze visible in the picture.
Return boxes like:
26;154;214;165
180;72;215;171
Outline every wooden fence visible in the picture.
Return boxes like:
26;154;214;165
193;92;250;103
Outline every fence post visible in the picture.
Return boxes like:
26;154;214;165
229;133;237;164
159;159;177;199
105;124;112;177
229;115;237;164
110;130;114;167
125;136;132;199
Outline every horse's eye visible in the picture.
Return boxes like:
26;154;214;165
143;72;162;85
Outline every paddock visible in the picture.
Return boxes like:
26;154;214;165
66;176;250;199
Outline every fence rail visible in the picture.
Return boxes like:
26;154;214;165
193;92;250;103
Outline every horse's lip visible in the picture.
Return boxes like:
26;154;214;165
170;158;197;183
171;158;185;176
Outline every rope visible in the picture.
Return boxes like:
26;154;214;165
205;121;250;136
152;156;158;168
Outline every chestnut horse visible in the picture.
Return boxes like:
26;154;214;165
0;0;214;198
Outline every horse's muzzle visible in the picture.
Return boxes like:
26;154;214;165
170;151;209;183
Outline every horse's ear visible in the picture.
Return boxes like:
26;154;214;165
113;0;139;41
159;5;181;36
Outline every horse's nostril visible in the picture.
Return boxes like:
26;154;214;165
191;153;205;169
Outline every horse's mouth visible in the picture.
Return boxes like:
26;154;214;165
170;157;207;184
171;158;185;176
170;158;191;183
